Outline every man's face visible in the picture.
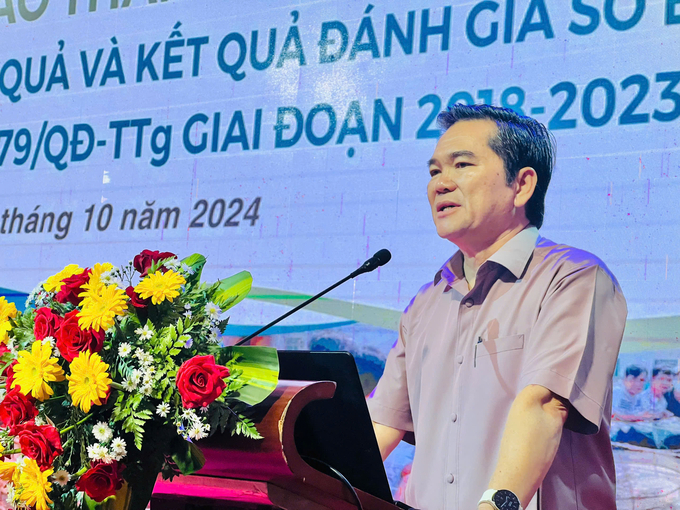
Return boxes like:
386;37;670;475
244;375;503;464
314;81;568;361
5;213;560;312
652;373;673;395
427;120;519;247
624;374;646;395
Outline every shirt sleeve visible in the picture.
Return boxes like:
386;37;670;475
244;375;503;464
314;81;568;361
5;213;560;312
366;312;414;432
519;264;627;434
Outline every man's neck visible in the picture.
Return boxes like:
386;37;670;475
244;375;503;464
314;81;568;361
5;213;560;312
460;222;530;289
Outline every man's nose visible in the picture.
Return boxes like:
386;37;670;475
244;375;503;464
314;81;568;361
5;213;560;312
434;172;456;194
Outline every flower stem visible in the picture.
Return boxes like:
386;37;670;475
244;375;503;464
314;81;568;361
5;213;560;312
59;414;93;435
111;382;124;391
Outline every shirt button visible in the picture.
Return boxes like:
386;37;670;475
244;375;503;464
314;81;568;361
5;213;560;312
451;413;458;423
446;473;455;484
464;299;473;308
456;355;464;364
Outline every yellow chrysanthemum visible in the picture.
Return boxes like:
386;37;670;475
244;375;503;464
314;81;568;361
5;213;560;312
0;461;16;482
77;285;127;332
43;264;82;293
0;297;17;322
0;297;18;344
67;351;111;413
78;262;114;299
12;341;65;401
134;270;186;305
0;320;12;345
18;459;53;510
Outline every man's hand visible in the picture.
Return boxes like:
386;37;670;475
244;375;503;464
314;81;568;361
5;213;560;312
372;421;405;461
485;384;569;508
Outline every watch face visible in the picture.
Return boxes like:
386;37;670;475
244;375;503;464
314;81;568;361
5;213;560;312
492;489;521;510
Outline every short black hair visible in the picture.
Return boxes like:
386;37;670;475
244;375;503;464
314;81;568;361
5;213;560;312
625;365;647;378
437;104;555;229
653;368;672;378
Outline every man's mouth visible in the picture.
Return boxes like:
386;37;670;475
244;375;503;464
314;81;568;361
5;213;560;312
436;202;459;212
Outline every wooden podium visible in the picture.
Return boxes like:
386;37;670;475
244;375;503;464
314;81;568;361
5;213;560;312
151;370;402;510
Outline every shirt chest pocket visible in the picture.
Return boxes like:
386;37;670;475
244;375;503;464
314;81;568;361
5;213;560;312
473;334;525;396
475;334;525;358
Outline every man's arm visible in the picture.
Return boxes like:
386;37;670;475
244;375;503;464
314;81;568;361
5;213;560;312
480;384;568;510
372;421;405;461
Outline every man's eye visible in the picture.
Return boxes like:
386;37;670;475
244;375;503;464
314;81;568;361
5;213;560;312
456;162;471;168
429;169;440;177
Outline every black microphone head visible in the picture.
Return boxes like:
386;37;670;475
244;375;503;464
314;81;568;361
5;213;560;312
373;249;391;267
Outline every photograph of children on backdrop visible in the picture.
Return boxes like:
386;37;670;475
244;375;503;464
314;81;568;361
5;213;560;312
612;361;680;449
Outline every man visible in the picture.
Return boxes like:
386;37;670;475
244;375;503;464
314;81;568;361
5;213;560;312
612;366;649;421
368;104;627;510
642;368;674;419
664;371;680;417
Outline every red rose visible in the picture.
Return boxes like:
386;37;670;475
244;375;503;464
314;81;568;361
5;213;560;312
76;461;125;502
33;307;62;341
0;387;37;428
55;269;92;306
125;286;151;308
56;310;105;362
133;250;176;277
176;355;230;408
5;361;16;390
14;421;63;469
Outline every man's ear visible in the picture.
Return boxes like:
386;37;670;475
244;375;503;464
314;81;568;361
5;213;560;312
513;167;537;209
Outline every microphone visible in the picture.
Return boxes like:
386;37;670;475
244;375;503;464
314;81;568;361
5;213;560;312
349;248;392;278
234;249;392;346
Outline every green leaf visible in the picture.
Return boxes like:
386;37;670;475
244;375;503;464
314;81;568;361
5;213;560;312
170;439;206;475
181;253;206;285
220;346;279;406
234;417;263;440
212;271;252;311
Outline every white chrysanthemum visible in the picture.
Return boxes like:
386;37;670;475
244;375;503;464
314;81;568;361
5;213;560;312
52;469;71;486
164;258;181;271
33;415;46;426
100;269;124;289
140;385;153;396
41;336;55;348
181;263;195;275
135;325;154;341
129;370;142;385
6;484;14;503
183;310;192;318
188;424;209;440
199;406;209;414
53;347;61;358
92;422;113;443
87;444;109;462
118;342;132;358
122;378;137;392
207;327;220;345
111;437;126;454
204;302;221;320
134;348;154;365
156;402;171;418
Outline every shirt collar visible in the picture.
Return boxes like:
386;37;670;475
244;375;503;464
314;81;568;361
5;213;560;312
434;226;539;286
487;226;539;279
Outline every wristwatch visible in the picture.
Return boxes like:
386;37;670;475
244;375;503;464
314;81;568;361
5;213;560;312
478;489;523;510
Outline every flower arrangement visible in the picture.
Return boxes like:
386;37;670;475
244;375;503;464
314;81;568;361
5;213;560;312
0;250;278;510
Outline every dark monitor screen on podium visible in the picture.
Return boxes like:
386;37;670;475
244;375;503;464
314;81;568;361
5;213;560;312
277;350;394;504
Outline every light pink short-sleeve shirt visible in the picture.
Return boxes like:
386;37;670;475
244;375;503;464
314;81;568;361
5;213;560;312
368;227;628;510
